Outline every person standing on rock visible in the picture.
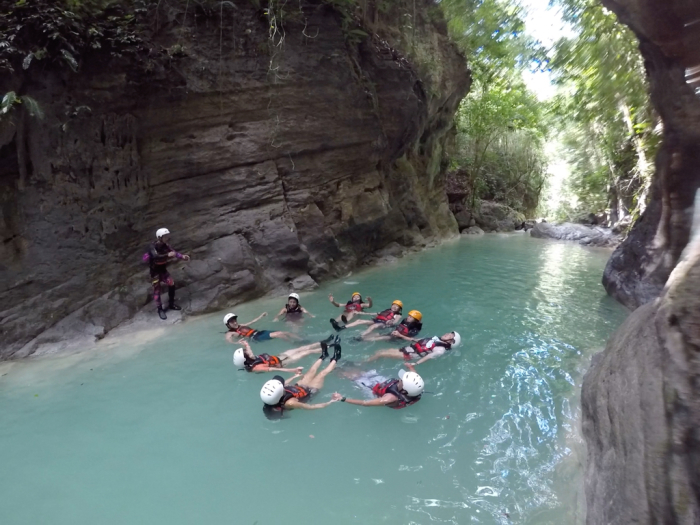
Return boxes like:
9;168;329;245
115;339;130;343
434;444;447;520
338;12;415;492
328;292;373;322
147;228;190;320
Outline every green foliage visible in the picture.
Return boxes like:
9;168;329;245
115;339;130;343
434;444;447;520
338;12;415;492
549;0;657;223
1;92;44;120
440;0;549;217
453;79;548;216
0;0;151;74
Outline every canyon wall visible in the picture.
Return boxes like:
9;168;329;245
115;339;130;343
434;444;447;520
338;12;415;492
0;0;470;358
585;0;700;522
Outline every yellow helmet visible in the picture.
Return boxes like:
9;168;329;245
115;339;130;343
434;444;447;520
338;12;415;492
352;292;361;297
408;310;422;321
392;300;403;308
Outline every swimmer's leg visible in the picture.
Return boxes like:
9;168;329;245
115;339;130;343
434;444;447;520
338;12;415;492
270;331;302;342
344;319;372;329
362;335;392;343
305;353;339;390
366;349;405;362
298;356;325;384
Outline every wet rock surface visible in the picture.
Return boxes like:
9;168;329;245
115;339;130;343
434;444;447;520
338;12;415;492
0;0;470;358
529;222;621;247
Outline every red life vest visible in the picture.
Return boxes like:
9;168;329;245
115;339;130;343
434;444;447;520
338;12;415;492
280;385;311;405
245;353;282;372
411;338;450;356
396;319;422;337
371;379;420;409
236;325;256;338
345;300;363;312
374;308;396;323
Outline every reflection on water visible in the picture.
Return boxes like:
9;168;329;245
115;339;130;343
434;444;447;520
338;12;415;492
0;235;626;525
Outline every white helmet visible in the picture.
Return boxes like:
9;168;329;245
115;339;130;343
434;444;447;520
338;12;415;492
399;369;424;397
223;313;237;326
452;331;461;348
260;379;285;405
156;227;170;239
233;348;246;367
288;293;300;301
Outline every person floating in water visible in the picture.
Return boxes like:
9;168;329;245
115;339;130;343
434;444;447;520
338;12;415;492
273;293;315;322
233;337;339;373
260;342;342;419
330;300;403;337
358;310;423;343
147;227;190;320
366;331;461;365
328;291;372;322
224;312;301;342
333;368;424;409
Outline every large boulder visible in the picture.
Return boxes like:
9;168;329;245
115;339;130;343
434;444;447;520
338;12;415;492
529;222;621;247
474;201;525;232
582;199;700;524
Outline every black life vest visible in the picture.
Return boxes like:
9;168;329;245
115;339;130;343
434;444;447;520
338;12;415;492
345;300;363;312
412;337;451;356
396;319;422;337
285;304;303;318
371;379;421;409
374;308;397;323
244;353;282;372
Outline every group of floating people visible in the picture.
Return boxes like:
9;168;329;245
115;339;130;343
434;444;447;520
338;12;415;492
224;292;461;419
143;228;461;418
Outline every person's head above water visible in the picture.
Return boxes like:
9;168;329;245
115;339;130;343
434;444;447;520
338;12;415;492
398;369;425;397
156;227;170;243
440;331;461;347
288;293;300;308
223;313;239;329
351;292;362;303
407;310;422;323
260;378;285;406
391;300;403;313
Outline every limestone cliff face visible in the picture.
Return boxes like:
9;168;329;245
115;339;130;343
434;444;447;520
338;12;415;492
602;0;700;310
585;1;700;522
0;0;470;358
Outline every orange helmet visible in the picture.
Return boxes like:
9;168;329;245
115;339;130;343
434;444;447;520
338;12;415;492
408;310;422;321
392;300;403;308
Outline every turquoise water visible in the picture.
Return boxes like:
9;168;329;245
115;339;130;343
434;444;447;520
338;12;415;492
0;235;627;524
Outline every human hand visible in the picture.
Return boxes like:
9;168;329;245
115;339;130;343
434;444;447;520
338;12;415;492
261;312;268;317
168;251;176;258
390;330;400;337
328;293;334;302
183;255;191;261
332;392;343;401
295;367;304;373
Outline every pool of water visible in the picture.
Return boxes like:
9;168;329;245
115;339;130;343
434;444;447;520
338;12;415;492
0;234;627;524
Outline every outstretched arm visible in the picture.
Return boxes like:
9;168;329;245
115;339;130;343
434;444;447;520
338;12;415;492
273;308;287;321
332;392;392;407
407;351;443;368
390;331;414;342
245;312;268;325
363;296;373;308
328;294;341;307
225;332;239;344
266;366;304;374
287;398;339;410
302;307;315;318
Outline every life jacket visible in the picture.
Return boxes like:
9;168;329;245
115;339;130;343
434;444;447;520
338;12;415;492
345;300;363;312
235;325;256;338
285;304;303;318
374;308;397;323
371;379;420;409
396;319;422;337
244;353;282;372
412;337;450;356
280;385;310;405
